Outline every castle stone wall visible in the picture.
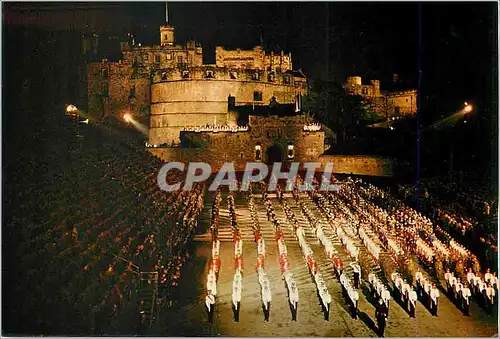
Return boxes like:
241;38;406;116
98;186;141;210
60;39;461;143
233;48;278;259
386;90;417;116
149;150;394;177
149;78;302;144
318;155;395;176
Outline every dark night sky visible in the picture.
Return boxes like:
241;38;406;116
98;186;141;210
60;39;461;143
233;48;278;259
3;2;498;117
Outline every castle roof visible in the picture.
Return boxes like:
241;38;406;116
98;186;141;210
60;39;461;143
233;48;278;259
285;69;306;78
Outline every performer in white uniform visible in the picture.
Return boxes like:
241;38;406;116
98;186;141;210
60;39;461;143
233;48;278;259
461;284;471;316
232;272;242;322
430;283;439;316
409;287;418;318
205;290;216;323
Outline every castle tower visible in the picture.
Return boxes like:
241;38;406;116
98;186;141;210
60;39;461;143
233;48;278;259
160;1;174;46
370;80;380;97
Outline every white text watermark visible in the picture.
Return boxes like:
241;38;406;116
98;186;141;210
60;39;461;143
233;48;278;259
157;162;341;192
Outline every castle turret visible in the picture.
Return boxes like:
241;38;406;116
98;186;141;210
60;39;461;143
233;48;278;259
160;25;175;46
160;2;174;46
347;76;362;86
370;79;380;97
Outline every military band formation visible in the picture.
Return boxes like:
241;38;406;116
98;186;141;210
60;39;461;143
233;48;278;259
203;177;497;337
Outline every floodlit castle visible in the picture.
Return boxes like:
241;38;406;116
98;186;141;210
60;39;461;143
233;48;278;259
87;4;307;145
343;76;417;119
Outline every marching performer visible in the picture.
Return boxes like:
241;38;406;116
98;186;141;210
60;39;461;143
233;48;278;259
461;283;471;315
232;272;242;322
377;279;385;302
423;279;432;308
401;281;410;310
289;280;299;321
444;268;452;292
206;269;217;297
257;238;266;258
350;260;361;289
212;239;220;258
333;255;344;277
375;298;388;337
350;288;359;319
466;268;475;286
415;271;423;296
409;286;417;318
369;273;377;300
449;274;457;297
205;290;216;323
454;278;463;303
485;268;493;284
320;287;332;321
394;274;403;302
381;288;391;313
262;281;272;321
485;283;495;314
430;283;439;316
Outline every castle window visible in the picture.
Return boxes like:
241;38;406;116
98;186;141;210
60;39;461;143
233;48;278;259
255;144;262;161
164;34;168;41
287;144;295;159
283;76;291;85
182;71;190;79
101;82;109;97
166;53;172;60
177;56;184;64
154;55;161;63
230;71;238;79
406;98;409;102
142;54;149;62
101;69;108;80
276;67;280;73
253;91;263;102
129;85;135;96
161;71;167;80
252;72;260;81
362;87;368;95
205;70;215;79
268;72;275;82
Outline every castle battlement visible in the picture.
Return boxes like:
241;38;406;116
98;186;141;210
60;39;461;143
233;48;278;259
344;76;418;118
87;8;307;146
151;66;306;87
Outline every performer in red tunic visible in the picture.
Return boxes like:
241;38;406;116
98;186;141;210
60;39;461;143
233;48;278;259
275;230;283;242
256;255;265;271
254;230;261;242
333;255;344;276
235;256;244;271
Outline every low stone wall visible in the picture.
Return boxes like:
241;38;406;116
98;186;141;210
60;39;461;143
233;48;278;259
318;155;394;177
149;148;395;177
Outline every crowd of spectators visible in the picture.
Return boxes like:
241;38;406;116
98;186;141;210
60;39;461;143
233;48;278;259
4;117;204;335
396;169;497;267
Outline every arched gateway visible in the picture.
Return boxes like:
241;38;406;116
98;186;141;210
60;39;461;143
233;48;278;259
266;144;284;164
